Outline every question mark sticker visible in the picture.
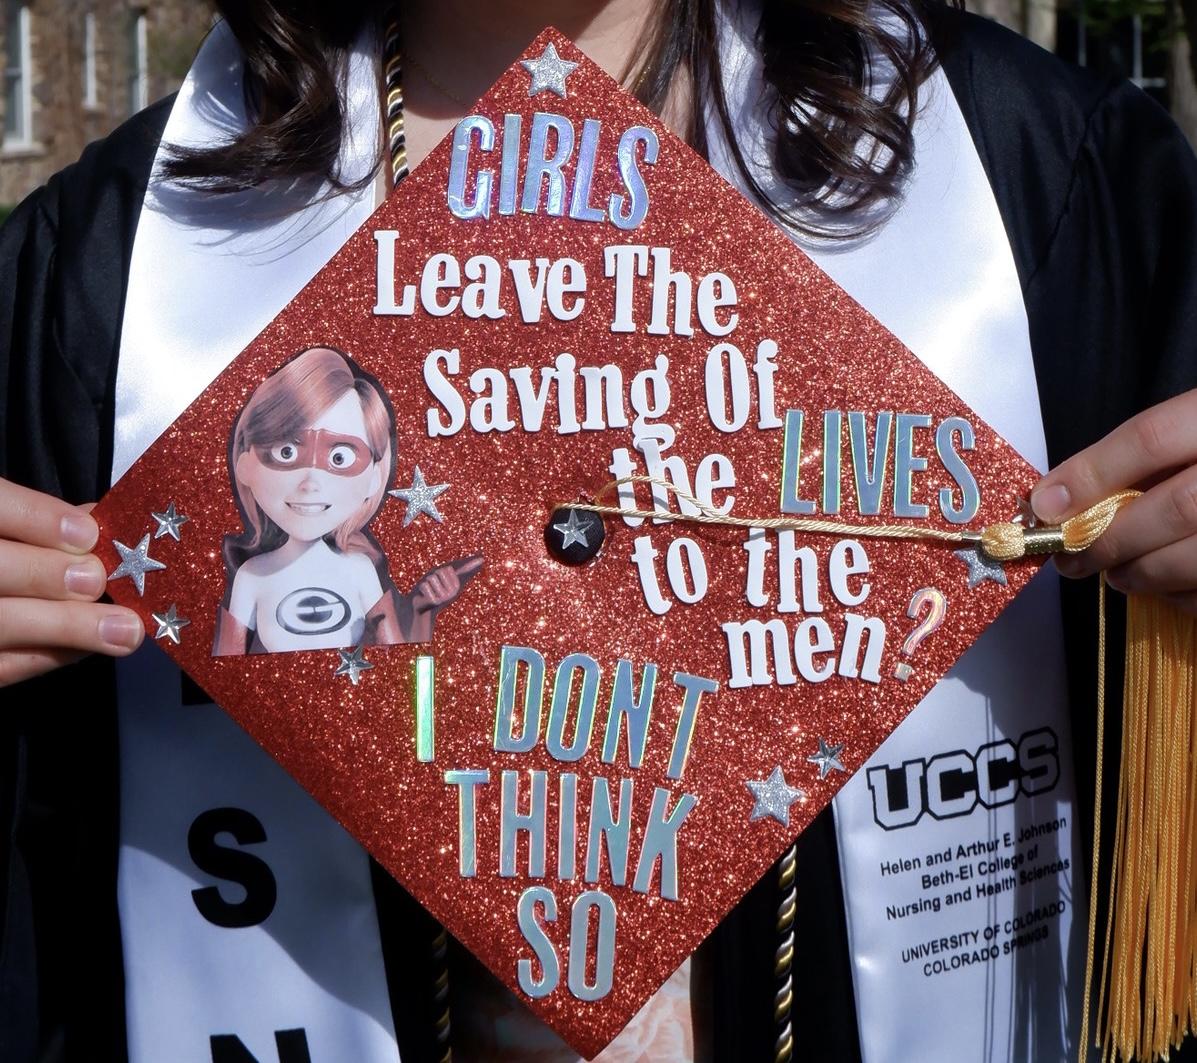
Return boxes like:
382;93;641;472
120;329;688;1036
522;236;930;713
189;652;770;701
893;587;948;681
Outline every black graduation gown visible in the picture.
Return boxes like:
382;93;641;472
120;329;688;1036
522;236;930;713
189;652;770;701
2;8;1196;1061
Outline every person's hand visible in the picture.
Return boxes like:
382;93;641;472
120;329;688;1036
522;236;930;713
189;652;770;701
1031;388;1197;613
412;555;484;613
0;478;144;686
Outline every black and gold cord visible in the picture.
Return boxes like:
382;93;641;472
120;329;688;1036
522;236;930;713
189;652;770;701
382;5;409;188
775;843;798;1063
380;12;447;1058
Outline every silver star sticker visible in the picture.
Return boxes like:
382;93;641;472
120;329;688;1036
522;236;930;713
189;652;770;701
151;604;191;645
954;546;1008;589
388;466;450;527
807;737;846;779
108;534;167;596
151;502;189;541
521;42;578;98
746;766;806;827
1012;495;1038;528
334;645;373;685
552;509;590;550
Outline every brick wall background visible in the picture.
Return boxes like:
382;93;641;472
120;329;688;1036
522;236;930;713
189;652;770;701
0;0;211;205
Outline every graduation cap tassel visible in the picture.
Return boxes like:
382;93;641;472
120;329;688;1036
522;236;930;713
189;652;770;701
1080;580;1197;1063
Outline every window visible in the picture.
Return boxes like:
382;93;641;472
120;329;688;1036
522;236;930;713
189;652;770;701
1058;0;1168;106
83;10;97;108
3;0;31;147
127;9;146;115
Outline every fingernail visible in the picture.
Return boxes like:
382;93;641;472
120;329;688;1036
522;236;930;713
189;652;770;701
1032;484;1071;524
65;561;104;598
98;614;142;651
60;511;98;551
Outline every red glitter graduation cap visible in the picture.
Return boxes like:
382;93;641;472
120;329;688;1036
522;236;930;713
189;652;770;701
93;29;1043;1057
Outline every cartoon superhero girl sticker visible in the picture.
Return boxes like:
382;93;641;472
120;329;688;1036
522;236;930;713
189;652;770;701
212;346;481;655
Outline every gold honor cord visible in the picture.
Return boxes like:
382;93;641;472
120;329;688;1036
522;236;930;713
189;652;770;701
569;480;1197;1063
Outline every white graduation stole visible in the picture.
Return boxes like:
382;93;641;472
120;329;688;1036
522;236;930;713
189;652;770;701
709;4;1085;1060
112;23;402;1063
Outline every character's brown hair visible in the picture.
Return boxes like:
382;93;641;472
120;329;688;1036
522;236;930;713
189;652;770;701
224;346;395;575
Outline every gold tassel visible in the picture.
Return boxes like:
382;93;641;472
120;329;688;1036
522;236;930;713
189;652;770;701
1081;580;1197;1061
979;491;1143;562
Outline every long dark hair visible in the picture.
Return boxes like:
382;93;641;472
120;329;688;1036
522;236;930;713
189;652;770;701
166;0;956;237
